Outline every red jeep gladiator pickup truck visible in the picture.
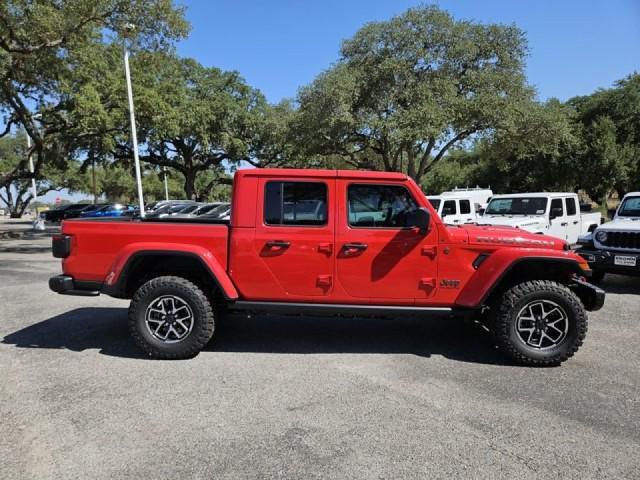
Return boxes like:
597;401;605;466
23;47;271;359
49;169;604;365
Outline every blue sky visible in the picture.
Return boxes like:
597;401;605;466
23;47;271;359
177;0;640;103
32;0;640;204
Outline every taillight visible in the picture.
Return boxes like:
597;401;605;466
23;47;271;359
52;235;72;258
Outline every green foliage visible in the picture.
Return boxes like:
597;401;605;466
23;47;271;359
569;73;640;201
294;5;535;183
0;0;189;187
0;132;83;216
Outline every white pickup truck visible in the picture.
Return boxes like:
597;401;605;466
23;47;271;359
480;193;601;244
427;188;493;225
576;192;640;281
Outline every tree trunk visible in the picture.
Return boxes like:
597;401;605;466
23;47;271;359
183;171;196;200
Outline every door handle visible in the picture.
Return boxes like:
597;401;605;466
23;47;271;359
318;242;333;254
573;221;579;225
342;242;368;252
561;222;568;226
421;246;437;258
266;240;290;248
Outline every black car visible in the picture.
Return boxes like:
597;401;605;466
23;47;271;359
40;204;78;223
63;203;106;220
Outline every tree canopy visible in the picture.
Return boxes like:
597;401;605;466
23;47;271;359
294;5;535;184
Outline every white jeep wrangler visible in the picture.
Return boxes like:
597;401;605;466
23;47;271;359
577;192;640;282
480;193;601;245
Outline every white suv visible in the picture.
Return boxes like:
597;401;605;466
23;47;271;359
480;193;601;244
577;192;640;282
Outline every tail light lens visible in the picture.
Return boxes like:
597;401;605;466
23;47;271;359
52;235;72;258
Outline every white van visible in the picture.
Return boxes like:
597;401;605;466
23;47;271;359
427;188;493;224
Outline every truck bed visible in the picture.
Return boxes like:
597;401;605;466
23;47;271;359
61;218;230;283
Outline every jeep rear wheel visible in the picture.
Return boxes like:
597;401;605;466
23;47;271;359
129;276;215;359
491;280;587;366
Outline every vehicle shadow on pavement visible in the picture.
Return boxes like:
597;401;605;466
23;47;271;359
2;307;512;365
2;308;144;359
209;313;512;366
0;244;52;254
598;274;640;295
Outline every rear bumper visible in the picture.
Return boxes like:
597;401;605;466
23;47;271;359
49;275;101;297
576;248;640;276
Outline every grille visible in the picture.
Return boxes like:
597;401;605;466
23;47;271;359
602;231;640;250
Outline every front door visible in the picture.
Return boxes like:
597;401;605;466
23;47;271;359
335;181;438;302
253;178;335;298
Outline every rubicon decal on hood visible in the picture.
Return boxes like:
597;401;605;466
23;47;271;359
474;235;556;247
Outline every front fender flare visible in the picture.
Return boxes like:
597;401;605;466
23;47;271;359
455;249;586;308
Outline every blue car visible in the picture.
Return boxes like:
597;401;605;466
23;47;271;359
80;204;134;218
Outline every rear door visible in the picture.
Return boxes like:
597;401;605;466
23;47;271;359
459;199;474;223
564;196;580;244
549;197;567;240
253;178;335;298
335;181;438;302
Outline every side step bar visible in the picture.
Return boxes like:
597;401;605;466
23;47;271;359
230;301;455;317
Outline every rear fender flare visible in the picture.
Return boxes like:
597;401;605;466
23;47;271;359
104;242;238;300
456;249;585;308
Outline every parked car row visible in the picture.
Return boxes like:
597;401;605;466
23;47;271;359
40;200;231;223
40;203;134;221
145;201;231;220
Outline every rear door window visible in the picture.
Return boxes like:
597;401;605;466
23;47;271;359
264;181;327;226
565;197;577;216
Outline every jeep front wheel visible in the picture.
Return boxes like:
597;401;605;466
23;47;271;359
128;276;215;359
491;280;588;366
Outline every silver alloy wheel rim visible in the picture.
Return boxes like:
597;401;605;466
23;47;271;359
515;299;569;350
145;295;194;343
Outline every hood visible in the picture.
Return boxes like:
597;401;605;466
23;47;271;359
597;216;640;232
479;215;546;229
460;224;566;250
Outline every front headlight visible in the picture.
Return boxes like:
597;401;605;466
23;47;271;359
595;230;608;243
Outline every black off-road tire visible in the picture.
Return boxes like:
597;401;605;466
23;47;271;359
491;280;588;367
128;276;215;359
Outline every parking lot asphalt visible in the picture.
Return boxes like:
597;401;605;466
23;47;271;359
1;235;639;479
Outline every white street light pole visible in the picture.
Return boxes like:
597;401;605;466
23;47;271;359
123;40;145;217
25;132;37;216
163;167;169;201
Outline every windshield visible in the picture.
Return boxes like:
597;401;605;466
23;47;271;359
618;196;640;217
427;198;441;210
206;203;230;218
193;204;219;215
485;197;548;215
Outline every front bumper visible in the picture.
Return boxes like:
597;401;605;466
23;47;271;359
570;278;605;311
49;275;101;296
576;248;640;277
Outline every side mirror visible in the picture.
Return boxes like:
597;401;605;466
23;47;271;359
406;207;430;235
550;207;563;220
478;207;486;216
